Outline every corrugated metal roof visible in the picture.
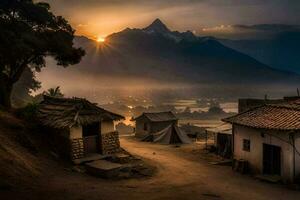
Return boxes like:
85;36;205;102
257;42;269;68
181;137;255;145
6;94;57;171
135;111;177;122
223;101;300;130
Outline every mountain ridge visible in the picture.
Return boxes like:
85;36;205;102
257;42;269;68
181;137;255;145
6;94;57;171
71;19;300;86
219;31;300;74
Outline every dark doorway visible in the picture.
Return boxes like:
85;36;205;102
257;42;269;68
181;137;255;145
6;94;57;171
82;122;101;154
217;133;232;158
83;122;100;137
263;144;281;175
169;126;181;144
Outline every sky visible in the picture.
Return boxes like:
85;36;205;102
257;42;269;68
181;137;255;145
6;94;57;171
33;0;300;104
44;0;300;40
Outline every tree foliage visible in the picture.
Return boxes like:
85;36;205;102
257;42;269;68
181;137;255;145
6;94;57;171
11;67;41;107
0;0;85;108
44;86;64;98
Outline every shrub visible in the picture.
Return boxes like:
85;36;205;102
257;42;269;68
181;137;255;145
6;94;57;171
16;103;39;122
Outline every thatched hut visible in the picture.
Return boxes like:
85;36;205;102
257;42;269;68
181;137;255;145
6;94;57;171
38;96;124;161
134;111;178;138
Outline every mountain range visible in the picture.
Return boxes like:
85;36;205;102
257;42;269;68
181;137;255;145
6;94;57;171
219;31;300;74
72;19;299;87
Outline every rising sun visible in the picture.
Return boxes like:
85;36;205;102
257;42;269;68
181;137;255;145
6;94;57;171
97;37;105;43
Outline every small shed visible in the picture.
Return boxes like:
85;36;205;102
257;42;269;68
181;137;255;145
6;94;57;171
134;111;178;138
223;101;300;183
38;96;124;160
206;124;232;158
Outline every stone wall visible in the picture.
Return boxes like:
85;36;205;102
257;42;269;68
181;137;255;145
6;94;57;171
101;131;120;155
70;138;84;160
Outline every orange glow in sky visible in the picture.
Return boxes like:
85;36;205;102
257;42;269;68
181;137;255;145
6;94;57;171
45;0;300;41
97;37;105;43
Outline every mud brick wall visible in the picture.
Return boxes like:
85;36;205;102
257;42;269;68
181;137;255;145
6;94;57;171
70;138;84;160
101;131;120;155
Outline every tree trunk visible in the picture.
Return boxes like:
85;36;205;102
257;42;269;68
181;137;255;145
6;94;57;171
0;82;12;109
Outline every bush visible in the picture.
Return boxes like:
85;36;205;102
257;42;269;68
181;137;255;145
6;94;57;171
15;103;39;122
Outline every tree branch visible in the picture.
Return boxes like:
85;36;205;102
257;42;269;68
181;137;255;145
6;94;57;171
9;55;41;84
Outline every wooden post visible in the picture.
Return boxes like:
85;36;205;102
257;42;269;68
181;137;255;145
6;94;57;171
205;130;208;150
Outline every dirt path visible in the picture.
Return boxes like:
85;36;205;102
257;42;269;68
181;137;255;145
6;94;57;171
119;137;300;200
2;136;300;200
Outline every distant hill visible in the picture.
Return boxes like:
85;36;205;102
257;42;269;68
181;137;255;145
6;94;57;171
219;31;300;74
72;19;300;86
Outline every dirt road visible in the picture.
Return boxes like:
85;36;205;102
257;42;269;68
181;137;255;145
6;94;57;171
2;136;300;200
119;137;300;200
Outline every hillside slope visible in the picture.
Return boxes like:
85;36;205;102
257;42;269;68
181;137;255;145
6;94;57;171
0;111;66;193
0;112;44;191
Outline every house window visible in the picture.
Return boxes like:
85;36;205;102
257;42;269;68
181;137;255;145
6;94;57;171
143;123;148;131
243;139;250;152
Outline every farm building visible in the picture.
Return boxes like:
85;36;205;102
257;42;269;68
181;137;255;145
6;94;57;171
38;96;124;161
223;100;300;183
206;123;232;158
134;111;178;138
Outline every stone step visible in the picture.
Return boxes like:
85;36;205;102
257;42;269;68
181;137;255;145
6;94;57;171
112;153;132;164
255;175;282;183
85;160;123;178
73;153;109;165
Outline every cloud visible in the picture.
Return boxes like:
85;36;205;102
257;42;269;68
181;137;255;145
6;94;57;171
65;0;300;8
44;0;300;39
233;24;300;32
202;25;232;32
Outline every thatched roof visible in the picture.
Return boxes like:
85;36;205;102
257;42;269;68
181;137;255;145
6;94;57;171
38;96;124;129
134;111;178;122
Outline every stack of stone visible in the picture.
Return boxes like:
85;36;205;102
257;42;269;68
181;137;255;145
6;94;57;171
70;138;84;159
101;131;120;155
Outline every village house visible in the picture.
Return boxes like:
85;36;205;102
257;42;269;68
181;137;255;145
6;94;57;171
223;100;300;183
134;111;178;138
38;96;124;161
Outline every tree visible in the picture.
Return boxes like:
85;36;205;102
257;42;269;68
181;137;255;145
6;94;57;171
0;0;85;108
208;103;225;115
44;86;64;98
11;67;41;107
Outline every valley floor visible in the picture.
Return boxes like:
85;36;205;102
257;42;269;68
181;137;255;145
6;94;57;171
2;136;300;200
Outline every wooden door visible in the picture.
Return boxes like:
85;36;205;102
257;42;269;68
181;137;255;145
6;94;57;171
263;144;281;175
82;122;101;155
83;135;99;154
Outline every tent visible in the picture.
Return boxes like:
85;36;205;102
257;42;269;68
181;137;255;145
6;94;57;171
142;124;191;144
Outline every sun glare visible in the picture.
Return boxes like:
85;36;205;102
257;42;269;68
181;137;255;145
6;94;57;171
97;37;105;43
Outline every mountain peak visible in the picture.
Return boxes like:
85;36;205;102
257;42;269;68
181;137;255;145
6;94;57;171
152;18;165;26
144;18;170;33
